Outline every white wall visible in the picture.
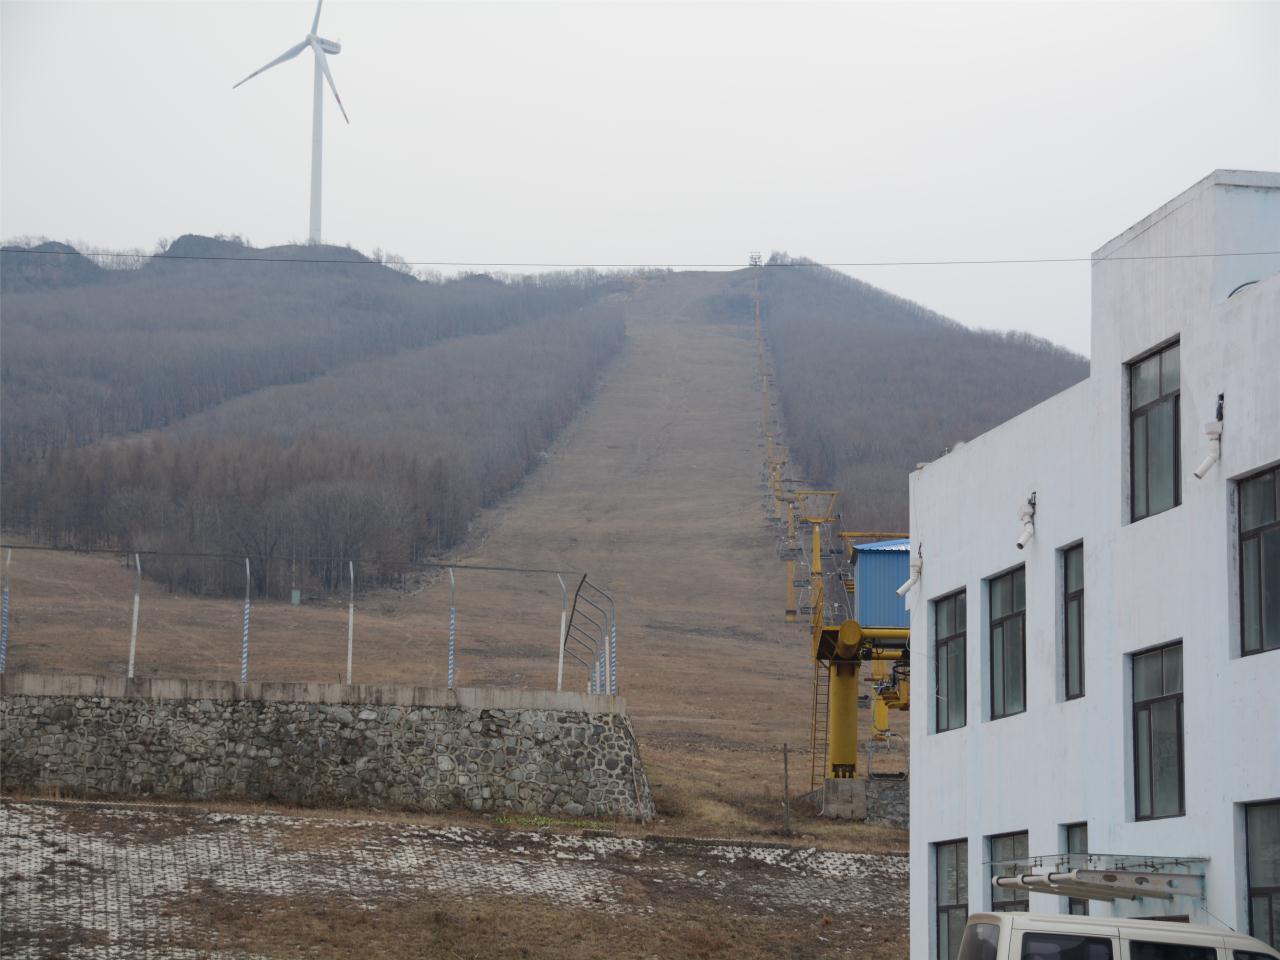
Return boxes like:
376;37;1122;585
907;171;1280;960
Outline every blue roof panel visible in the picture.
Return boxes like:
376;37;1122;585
852;541;911;628
855;538;910;552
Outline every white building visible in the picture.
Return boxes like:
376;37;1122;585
906;170;1280;960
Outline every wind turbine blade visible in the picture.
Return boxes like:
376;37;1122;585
311;0;323;35
312;43;349;123
232;39;308;89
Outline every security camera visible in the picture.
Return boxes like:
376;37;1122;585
1016;522;1035;550
896;557;923;597
1193;419;1223;480
1015;493;1036;550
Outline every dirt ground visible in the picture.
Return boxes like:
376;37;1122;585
1;799;908;960
1;270;909;842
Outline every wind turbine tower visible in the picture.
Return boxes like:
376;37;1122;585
233;0;348;244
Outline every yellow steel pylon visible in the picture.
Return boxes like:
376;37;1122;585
792;495;912;780
749;282;911;785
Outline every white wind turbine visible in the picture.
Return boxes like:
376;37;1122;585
233;0;348;244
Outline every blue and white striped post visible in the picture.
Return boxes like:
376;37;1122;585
609;618;618;695
0;548;11;674
447;568;456;690
346;560;355;685
556;575;568;693
127;553;141;679
240;557;251;683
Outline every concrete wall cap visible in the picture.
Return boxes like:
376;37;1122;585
0;672;627;716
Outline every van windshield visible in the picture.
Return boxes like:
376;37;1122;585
960;923;1000;960
1020;933;1113;960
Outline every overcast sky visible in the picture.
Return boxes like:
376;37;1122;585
3;1;1278;354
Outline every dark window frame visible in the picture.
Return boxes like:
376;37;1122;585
936;838;969;960
1063;821;1088;915
1132;641;1185;821
1129;340;1181;523
1063;543;1085;700
1245;799;1280;949
989;567;1027;721
990;830;1030;912
935;590;967;734
1240;464;1280;658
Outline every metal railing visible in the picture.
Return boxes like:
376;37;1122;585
563;577;618;695
0;544;620;695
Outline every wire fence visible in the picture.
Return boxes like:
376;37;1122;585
0;545;620;696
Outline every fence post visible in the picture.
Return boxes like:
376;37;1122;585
556;574;567;693
0;548;11;673
783;742;792;836
447;568;456;690
346;560;355;684
609;615;618;695
240;557;251;683
587;584;618;696
127;553;141;679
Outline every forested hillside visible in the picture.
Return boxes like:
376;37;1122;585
1;235;616;463
758;256;1089;529
2;240;1089;595
1;237;626;596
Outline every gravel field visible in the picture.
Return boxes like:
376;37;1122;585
1;799;908;959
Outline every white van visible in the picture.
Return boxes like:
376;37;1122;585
958;913;1280;960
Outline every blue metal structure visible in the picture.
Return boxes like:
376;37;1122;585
853;538;911;628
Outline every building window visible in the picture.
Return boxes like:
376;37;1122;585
1129;341;1180;522
1241;466;1280;656
1064;822;1088;915
936;839;969;960
935;590;967;733
1246;800;1280;949
990;567;1026;720
1133;642;1184;820
1063;544;1085;699
990;831;1030;911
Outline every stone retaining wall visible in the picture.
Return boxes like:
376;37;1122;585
0;673;654;821
865;774;909;828
805;775;910;828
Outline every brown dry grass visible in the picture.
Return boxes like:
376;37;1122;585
167;888;907;960
3;271;909;848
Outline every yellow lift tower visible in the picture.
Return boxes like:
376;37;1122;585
792;487;837;640
765;455;787;517
793;490;838;580
781;495;800;622
761;374;772;437
805;525;912;790
749;277;911;797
